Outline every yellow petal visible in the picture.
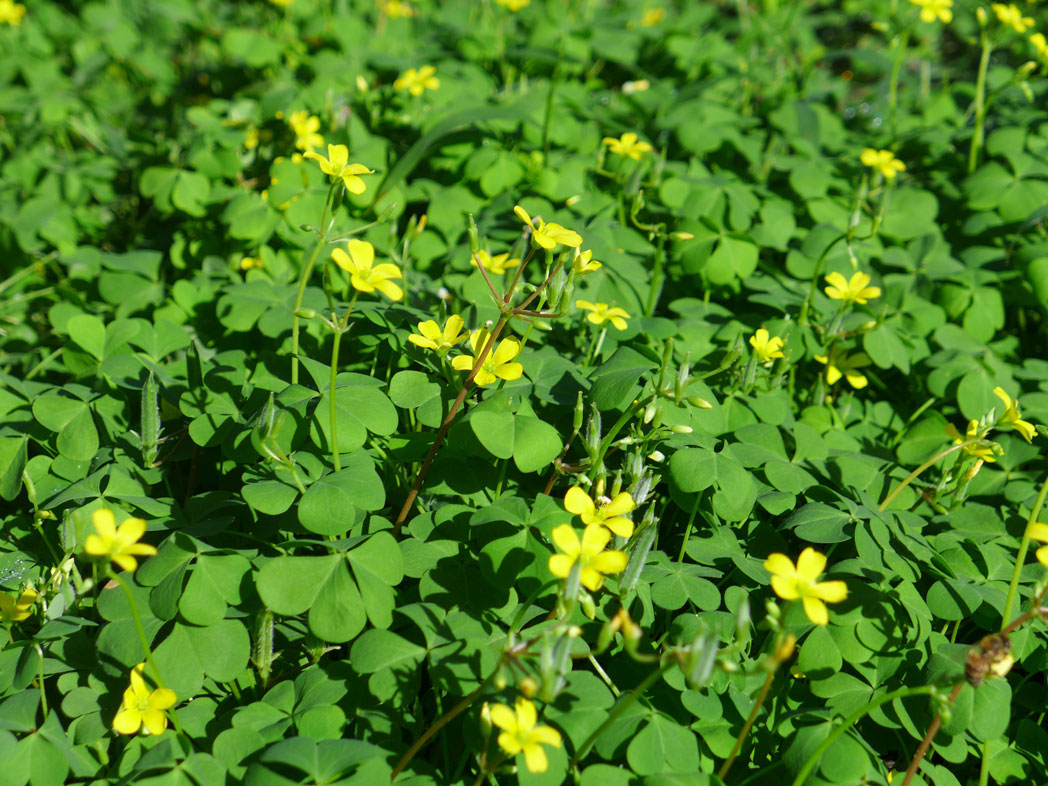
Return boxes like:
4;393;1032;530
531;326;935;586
531;725;562;747
603;492;636;517
113;708;142;735
579;567;606;591
802;596;830;626
548;554;574;579
796;547;827;581
1026;522;1048;543
142;708;169;736
116;517;148;546
150;688;178;711
491;337;521;366
521;743;549;773
602;516;635;539
1036;544;1048;568
374;279;404;302
580;524;612;553
763;553;795;578
551;524;581;556
83;533;108;557
346;239;374;272
489;703;517;732
451;355;476;371
564;487;595;517
813;580;848;603
331;248;354;273
591;550;628;574
494;362;523;381
498;731;523;755
770;574;800;601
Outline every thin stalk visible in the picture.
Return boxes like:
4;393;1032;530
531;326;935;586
328;292;359;471
1002;472;1048;626
879;439;981;511
790;685;937;786
900;683;964;786
291;182;336;384
390;673;496;781
888;29;911;129
568;660;672;769
718;668;775;780
969;36;993;173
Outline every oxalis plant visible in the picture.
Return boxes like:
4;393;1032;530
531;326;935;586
2;1;1048;785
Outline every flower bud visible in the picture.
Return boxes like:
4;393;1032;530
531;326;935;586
771;634;796;665
579;591;596;620
479;702;493;736
687;396;712;409
976;6;987;27
520;677;538;698
643;403;658;424
670;424;692;434
355;74;369;92
294;308;317;319
672;231;694;240
467;213;480;255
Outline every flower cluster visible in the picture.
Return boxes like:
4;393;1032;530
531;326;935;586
815;349;871;389
602;132;653;160
548;487;635;591
749;329;784;363
909;0;952;24
861;148;906;180
823;271;881;305
305;144;373;194
394;66;439;95
576;300;630;331
0;0;26;24
451;328;523;386
288;110;324;152
992;3;1033;33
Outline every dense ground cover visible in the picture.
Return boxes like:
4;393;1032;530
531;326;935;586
2;0;1048;784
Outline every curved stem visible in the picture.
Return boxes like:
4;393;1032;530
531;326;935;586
1002;472;1048;626
291;183;336;384
879;440;981;511
718;668;775;780
567;660;672;769
900;683;963;786
790;685;937;786
390;674;496;781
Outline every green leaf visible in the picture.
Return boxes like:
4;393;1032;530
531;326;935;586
388;370;440;408
298;453;384;535
626;712;701;775
180;554;251;626
513;415;562;473
65;314;106;361
31;395;99;462
971;679;1011;741
153;620;251;697
0;436;27;501
311;384;398;455
589;347;657;411
349;629;426;674
783;502;851;544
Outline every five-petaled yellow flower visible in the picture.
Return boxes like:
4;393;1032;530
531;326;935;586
602;132;653;161
0;588;37;624
394;65;439;96
288;111;324;152
408;315;468;352
0;0;26;24
564;486;636;538
548;524;629;591
572;249;601;275
513;205;583;251
304;144;373;194
1027;522;1048;569
113;664;177;736
84;509;157;573
909;0;952;23
861;148;906;180
331;240;404;301
992;3;1033;33
471;250;520;275
993;386;1036;442
823;271;881;305
489;698;561;773
495;0;531;9
946;420;998;462
576;300;630;331
815;350;871;389
640;8;666;26
750;329;785;363
451;328;524;386
764;548;848;626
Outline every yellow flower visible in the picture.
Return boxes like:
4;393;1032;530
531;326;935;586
112;664;177;736
602;132;653;160
1031;33;1048;60
303;144;373;194
0;0;26;24
575;300;630;331
814;351;871;389
564;487;636;538
823;271;881;305
288;110;324;152
1027;522;1048;569
992;3;1034;33
244;128;260;150
240;256;263;271
513;205;583;251
394;65;439;96
471;250;520;275
495;0;531;9
640;8;665;27
572;249;601;275
331;240;404;301
909;0;953;23
379;0;417;18
993;386;1036;442
489;698;561;773
0;588;37;624
945;420;997;462
548;524;628;591
84;509;157;573
408;315;468;352
749;329;785;363
764;548;848;626
451;328;523;386
860;148;906;180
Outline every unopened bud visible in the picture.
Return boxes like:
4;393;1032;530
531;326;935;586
670;424;692;434
687;397;713;409
672;231;694;240
976;6;987;26
294;308;317;319
479;702;493;736
467;214;480;255
643;403;658;424
520;677;538;698
579;591;596;620
415;214;427;236
355;75;369;92
648;450;665;462
771;634;796;665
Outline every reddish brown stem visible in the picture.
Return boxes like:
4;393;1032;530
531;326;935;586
900;682;963;786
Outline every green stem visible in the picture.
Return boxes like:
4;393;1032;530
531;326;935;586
790;685;937;786
291;183;336;385
879;440;980;511
568;660;672;769
329;292;360;471
718;667;776;780
1002;471;1048;626
969;36;993;174
109;571;186;736
888;29;911;129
